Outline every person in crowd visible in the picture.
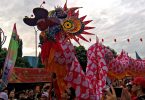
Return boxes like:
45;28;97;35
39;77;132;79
120;86;132;100
105;85;117;100
42;83;51;99
24;90;29;99
27;89;35;100
41;72;60;100
3;88;8;95
61;86;76;100
131;77;145;100
0;91;8;100
18;91;27;100
106;77;145;100
112;79;119;87
40;92;49;100
34;85;41;100
8;90;17;100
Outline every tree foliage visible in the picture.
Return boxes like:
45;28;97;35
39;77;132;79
15;39;31;68
74;46;87;72
37;54;45;68
0;38;44;68
17;39;23;57
106;46;117;58
0;48;7;70
15;57;31;68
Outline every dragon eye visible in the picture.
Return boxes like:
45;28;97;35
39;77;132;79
63;21;73;30
62;18;84;35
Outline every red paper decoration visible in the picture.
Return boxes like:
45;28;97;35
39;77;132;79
43;1;45;4
140;38;143;42
127;39;130;42
99;38;143;43
102;38;104;42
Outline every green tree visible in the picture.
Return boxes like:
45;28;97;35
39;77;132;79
15;57;31;68
106;46;117;58
17;39;23;57
37;54;45;68
75;46;87;72
0;48;7;70
15;39;31;68
0;34;1;51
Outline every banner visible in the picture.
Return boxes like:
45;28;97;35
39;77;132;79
0;23;19;90
9;68;51;83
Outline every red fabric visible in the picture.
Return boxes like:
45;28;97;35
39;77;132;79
132;77;145;88
37;19;48;31
132;96;138;100
40;40;62;63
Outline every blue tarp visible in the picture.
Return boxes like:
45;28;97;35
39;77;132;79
135;51;141;60
23;56;38;67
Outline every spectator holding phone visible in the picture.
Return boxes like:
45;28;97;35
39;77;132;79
105;85;117;100
105;85;131;100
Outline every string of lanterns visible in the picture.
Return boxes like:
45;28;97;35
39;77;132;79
99;38;143;42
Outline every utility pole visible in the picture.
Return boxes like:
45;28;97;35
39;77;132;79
34;27;38;57
33;27;38;67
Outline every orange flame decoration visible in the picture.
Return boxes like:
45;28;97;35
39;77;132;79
62;1;95;44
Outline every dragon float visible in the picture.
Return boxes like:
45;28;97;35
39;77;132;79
20;1;145;99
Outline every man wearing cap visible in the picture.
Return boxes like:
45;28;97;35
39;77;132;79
131;77;145;100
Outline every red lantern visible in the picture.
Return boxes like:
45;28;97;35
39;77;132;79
114;39;116;42
140;38;143;42
127;39;130;42
102;38;104;42
31;14;33;17
43;1;45;4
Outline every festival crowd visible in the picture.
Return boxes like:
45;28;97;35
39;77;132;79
0;74;145;100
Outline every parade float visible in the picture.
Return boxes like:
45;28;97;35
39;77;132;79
0;0;144;99
22;1;110;99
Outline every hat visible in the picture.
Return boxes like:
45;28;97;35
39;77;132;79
132;77;145;88
23;7;48;26
41;92;48;98
0;92;8;100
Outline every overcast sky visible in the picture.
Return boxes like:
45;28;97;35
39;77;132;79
0;0;145;58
